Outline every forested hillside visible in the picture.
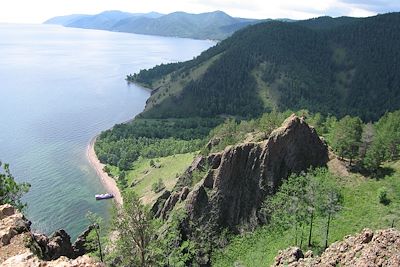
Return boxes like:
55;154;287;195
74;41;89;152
129;12;400;121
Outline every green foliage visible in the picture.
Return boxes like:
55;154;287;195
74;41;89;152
159;209;197;266
112;191;161;266
261;168;342;248
149;159;155;168
95;118;221;169
331;115;363;163
377;187;390;205
0;161;30;210
363;111;400;172
85;211;105;262
151;178;166;193
213;163;400;266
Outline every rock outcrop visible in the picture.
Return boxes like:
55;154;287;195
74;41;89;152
1;253;104;267
153;115;329;234
274;228;400;267
0;204;31;247
0;204;101;266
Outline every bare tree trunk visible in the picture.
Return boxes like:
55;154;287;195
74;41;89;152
94;225;103;262
300;224;304;249
325;213;331;249
308;211;314;247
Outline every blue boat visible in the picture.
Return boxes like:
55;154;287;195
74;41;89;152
95;193;114;200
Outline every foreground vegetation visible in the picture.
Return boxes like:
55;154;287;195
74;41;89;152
212;162;400;266
0;161;30;210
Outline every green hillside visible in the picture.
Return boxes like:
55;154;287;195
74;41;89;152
213;161;400;266
130;13;400;121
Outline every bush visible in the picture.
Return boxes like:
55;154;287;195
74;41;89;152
377;187;390;205
151;178;166;193
149;159;155;168
0;162;30;210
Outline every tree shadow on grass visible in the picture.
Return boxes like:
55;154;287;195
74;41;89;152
358;166;395;180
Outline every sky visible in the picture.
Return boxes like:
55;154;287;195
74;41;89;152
0;0;399;23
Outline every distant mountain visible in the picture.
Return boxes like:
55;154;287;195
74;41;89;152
66;10;138;30
129;13;400;121
44;10;260;40
43;14;90;25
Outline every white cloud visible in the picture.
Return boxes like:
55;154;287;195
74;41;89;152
0;0;397;23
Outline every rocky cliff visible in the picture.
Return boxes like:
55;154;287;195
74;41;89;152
153;114;329;235
274;228;400;267
0;204;102;267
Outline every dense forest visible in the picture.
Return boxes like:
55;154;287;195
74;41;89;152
128;12;400;121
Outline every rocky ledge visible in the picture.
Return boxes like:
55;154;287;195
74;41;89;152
0;204;103;267
274;228;400;267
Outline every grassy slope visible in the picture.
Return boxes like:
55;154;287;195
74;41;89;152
212;161;400;266
109;153;195;204
142;53;222;115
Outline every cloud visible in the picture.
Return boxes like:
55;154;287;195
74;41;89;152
338;0;400;13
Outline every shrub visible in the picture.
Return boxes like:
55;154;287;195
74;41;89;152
152;178;166;193
377;187;390;205
149;159;155;168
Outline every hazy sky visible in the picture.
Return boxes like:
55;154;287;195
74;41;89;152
1;0;399;23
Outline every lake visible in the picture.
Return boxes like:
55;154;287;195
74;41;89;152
0;23;214;239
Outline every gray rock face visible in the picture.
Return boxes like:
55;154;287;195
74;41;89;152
154;115;329;233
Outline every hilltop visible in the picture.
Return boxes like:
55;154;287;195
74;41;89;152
130;12;400;121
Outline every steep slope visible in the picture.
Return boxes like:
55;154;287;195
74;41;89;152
131;12;400;121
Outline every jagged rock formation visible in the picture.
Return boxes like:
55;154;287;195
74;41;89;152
0;204;101;266
29;225;96;261
153;114;329;232
274;228;400;267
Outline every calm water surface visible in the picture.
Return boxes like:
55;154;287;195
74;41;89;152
0;24;214;238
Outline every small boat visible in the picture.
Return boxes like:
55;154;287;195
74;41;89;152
95;193;114;200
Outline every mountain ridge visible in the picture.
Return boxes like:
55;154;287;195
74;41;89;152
44;10;261;40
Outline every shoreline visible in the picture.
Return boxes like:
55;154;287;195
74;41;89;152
87;136;123;206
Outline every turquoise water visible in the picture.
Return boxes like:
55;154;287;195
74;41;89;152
0;23;214;239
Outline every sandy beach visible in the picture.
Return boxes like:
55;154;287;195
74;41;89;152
87;136;123;206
